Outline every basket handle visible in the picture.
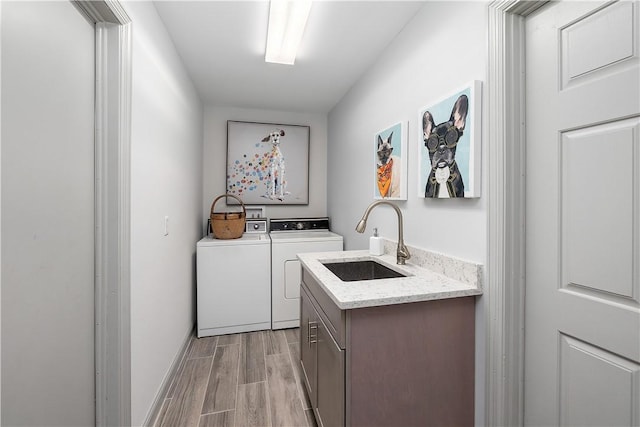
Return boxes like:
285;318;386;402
211;194;246;218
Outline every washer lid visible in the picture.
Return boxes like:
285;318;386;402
197;233;270;246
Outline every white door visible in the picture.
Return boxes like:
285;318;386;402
1;1;96;425
525;1;640;426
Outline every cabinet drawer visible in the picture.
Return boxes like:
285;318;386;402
302;268;346;349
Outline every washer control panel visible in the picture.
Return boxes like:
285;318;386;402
245;218;268;233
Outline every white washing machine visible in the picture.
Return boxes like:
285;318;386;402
270;218;343;330
196;220;271;337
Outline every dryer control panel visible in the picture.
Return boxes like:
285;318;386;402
269;217;331;232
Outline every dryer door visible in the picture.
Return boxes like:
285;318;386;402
271;239;343;330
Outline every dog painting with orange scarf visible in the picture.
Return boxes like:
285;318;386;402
376;131;401;199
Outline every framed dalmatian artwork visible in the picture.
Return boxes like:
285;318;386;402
226;120;310;205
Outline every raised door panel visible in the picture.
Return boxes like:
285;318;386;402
561;0;636;88
559;335;640;427
561;118;639;301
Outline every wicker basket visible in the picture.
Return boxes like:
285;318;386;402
210;194;246;239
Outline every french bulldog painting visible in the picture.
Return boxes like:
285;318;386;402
423;94;468;198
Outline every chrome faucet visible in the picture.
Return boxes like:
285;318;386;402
355;200;411;265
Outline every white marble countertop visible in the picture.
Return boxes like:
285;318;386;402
298;249;483;310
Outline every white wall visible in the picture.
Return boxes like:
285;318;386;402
1;3;95;424
326;2;488;424
124;3;204;425
203;106;327;223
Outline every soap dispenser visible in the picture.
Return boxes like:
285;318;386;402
369;228;384;256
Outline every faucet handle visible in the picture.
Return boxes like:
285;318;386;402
397;243;411;265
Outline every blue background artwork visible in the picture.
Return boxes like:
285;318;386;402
419;86;473;195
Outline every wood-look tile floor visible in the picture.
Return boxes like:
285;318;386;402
153;328;317;427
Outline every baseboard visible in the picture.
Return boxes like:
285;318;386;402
143;324;195;427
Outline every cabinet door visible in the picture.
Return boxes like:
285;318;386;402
300;286;318;407
316;318;345;427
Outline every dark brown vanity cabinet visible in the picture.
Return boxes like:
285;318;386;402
300;266;476;427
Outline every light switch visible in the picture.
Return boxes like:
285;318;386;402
164;216;169;236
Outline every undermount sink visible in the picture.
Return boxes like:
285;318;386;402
322;260;407;282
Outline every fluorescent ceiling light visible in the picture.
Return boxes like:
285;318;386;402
265;0;312;65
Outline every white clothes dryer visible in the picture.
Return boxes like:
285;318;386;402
269;218;343;330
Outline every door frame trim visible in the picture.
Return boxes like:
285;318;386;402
486;1;547;425
0;3;3;421
72;2;132;426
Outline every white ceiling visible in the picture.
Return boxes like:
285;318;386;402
154;1;425;113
